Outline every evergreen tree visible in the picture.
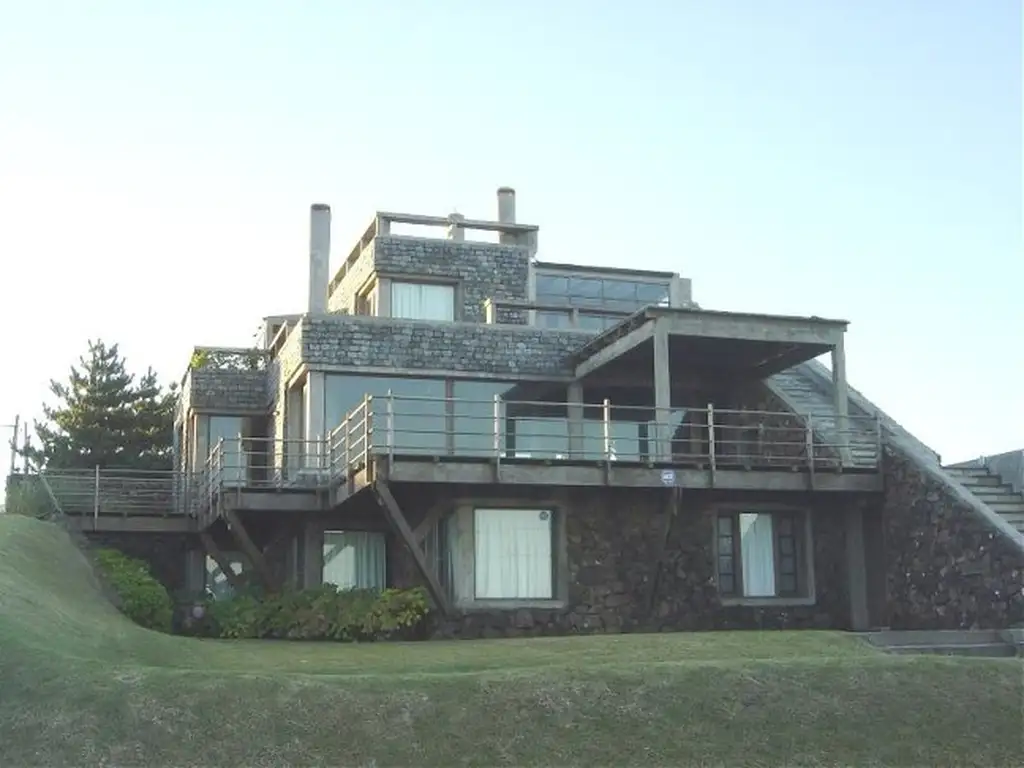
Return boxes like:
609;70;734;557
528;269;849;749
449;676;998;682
28;340;176;471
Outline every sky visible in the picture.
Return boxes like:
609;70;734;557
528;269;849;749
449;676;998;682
0;0;1020;478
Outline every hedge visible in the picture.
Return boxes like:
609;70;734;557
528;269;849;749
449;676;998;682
94;548;174;633
185;585;431;642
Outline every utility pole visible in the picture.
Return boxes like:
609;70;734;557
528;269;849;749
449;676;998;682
2;417;18;475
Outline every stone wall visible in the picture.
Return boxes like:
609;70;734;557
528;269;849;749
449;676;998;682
385;485;851;639
374;236;531;322
302;315;594;376
327;241;375;314
185;368;269;412
882;447;1024;629
268;325;304;468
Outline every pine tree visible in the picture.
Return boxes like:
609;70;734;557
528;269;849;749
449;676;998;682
29;340;176;471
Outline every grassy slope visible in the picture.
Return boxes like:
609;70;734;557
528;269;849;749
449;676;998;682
1;517;1021;767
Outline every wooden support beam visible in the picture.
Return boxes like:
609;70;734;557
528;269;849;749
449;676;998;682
199;531;246;592
373;480;454;617
413;500;448;546
222;508;278;593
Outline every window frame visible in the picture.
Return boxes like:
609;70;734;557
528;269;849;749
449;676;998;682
321;529;388;591
714;505;816;607
533;268;672;314
436;500;568;611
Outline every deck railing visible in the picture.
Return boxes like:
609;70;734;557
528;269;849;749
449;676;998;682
187;394;883;515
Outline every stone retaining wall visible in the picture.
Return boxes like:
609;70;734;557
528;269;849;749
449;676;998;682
882;448;1024;629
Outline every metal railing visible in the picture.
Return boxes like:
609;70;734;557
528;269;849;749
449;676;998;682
186;395;883;516
8;468;182;525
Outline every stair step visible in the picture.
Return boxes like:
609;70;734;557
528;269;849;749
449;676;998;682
954;475;1006;488
986;501;1024;513
944;466;993;478
969;485;1017;497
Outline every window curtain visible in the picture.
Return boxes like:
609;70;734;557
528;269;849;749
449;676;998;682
474;509;553;599
739;513;776;597
322;531;387;590
391;282;455;321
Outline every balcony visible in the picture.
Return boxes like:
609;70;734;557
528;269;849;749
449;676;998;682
189;393;884;524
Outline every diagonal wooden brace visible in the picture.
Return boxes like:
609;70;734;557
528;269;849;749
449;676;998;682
373;480;454;618
198;531;246;593
222;508;278;593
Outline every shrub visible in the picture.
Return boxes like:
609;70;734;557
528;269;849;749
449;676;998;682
94;548;174;633
4;479;54;519
192;585;431;642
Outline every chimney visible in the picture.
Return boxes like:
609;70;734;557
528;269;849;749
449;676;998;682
308;203;331;314
497;187;517;245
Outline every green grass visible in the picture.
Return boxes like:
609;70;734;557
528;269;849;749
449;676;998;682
1;516;1021;767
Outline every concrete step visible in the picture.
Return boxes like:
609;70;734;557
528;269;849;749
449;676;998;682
968;490;1019;503
985;500;1024;513
944;466;994;478
886;643;1017;658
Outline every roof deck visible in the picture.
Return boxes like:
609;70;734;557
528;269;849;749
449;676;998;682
573;306;848;380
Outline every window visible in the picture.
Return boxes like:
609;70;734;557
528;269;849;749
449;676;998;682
473;508;553;599
716;511;809;600
535;271;670;313
391;281;455;321
322;531;387;590
324;375;446;453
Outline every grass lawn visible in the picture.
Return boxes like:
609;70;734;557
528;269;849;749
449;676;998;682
1;516;1021;767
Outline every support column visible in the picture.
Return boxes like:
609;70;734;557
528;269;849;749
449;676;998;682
831;335;851;464
304;371;326;471
567;381;584;458
653;320;671;462
845;506;870;631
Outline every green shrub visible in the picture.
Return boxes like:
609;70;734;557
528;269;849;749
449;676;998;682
94;548;174;633
193;585;431;642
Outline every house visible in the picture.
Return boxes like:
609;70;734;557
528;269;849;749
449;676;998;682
45;189;1024;636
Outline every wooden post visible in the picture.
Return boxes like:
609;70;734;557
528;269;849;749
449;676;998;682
806;413;816;489
386;389;395;459
707;404;717;485
93;465;100;530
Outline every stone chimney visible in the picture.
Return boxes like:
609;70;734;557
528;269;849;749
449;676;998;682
308;203;331;314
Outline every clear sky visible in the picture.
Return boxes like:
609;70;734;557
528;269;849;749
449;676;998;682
0;1;1020;477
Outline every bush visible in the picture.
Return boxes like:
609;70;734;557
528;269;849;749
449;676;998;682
189;585;431;642
4;478;54;519
94;548;174;633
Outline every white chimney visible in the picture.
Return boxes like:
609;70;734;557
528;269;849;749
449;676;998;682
308;203;331;314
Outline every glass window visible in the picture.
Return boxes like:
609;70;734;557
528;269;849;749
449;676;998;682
536;274;569;299
452;381;517;456
391;282;455;322
535;270;671;314
323;530;387;590
474;508;553;599
325;376;446;454
636;282;670;304
536;310;572;329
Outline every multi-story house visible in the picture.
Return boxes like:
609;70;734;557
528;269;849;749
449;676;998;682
46;189;1024;636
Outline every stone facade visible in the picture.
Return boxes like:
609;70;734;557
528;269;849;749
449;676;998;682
882;447;1024;629
383;485;851;639
374;236;531;322
184;368;269;412
302;315;594;376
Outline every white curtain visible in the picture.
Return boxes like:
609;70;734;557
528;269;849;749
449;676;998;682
322;531;387;590
391;282;455;321
474;508;552;599
208;416;245;487
739;513;776;597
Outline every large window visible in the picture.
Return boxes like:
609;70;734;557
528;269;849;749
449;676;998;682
716;511;810;600
535;272;670;313
391;281;455;321
322;531;387;590
473;508;553;599
325;375;446;454
452;381;517;456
